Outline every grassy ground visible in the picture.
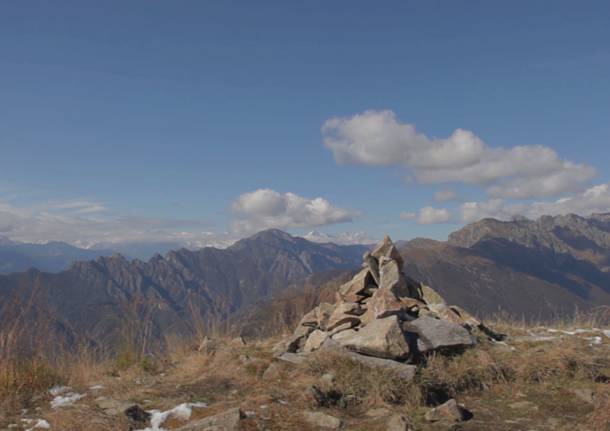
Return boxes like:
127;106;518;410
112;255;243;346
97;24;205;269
0;316;609;431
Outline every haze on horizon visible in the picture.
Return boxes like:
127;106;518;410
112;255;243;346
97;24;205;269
1;1;609;249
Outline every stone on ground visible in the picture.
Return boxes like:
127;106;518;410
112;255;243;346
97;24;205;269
332;315;410;360
403;316;475;352
302;411;343;429
175;407;243;431
425;399;469;423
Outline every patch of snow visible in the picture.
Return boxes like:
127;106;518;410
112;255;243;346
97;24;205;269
25;419;51;430
603;330;610;339
49;386;70;396
546;328;593;335
587;336;602;346
51;392;85;409
89;385;104;391
135;402;207;431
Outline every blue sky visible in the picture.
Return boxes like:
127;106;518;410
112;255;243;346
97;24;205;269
1;1;610;247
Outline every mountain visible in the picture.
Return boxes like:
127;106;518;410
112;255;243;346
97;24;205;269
397;213;610;319
0;229;368;353
448;213;610;272
0;240;113;274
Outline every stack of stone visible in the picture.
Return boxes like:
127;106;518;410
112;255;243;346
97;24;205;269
285;235;495;362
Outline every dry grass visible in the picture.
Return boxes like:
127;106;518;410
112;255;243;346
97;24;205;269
0;311;609;430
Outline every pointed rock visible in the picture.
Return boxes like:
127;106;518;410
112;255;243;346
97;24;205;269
379;258;411;297
338;269;376;303
371;235;404;268
287;324;315;353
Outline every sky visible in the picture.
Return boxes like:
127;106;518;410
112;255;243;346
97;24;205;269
1;1;610;247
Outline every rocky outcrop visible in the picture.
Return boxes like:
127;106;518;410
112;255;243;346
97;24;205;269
284;236;499;365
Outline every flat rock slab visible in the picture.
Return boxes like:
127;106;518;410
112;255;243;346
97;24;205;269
275;352;309;365
175;407;243;431
403;316;475;352
345;352;416;381
302;411;343;429
425;399;469;423
333;315;410;360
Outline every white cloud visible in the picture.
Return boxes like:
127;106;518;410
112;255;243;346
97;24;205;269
417;207;453;225
0;198;230;249
459;183;610;223
302;230;376;245
322;110;596;199
434;189;458;202
231;189;357;233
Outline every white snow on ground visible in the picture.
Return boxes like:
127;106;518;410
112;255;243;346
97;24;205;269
603;330;610;339
546;328;593;335
89;385;104;390
587;336;603;345
136;402;208;431
50;392;85;409
22;419;50;430
48;386;70;396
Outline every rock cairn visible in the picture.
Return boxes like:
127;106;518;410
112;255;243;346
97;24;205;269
284;235;497;362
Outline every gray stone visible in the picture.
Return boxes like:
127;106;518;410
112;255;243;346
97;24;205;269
424;399;466;423
387;414;413;431
326;302;362;331
379;258;411;298
303;329;329;352
175;407;243;430
262;363;282;381
333;315;410;360
275;352;308;365
286;324;315;353
337;269;374;303
403;316;475;353
95;398;133;416
361;288;421;324
302;411;343;429
363;252;380;285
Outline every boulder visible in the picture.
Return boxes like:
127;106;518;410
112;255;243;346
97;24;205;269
424;399;470;423
175;407;243;430
361;288;421;324
387;414;413;431
326;302;363;331
337;269;375;303
403;316;475;353
286;324;315;353
362;252;380;284
315;303;336;330
303;329;329;352
333;315;410;360
302;411;343;429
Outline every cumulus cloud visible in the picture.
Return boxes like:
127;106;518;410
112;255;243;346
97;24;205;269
322;110;596;199
231;189;357;233
459;183;610;223
417;207;453;225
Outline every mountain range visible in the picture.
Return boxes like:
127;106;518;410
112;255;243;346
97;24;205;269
2;214;610;353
